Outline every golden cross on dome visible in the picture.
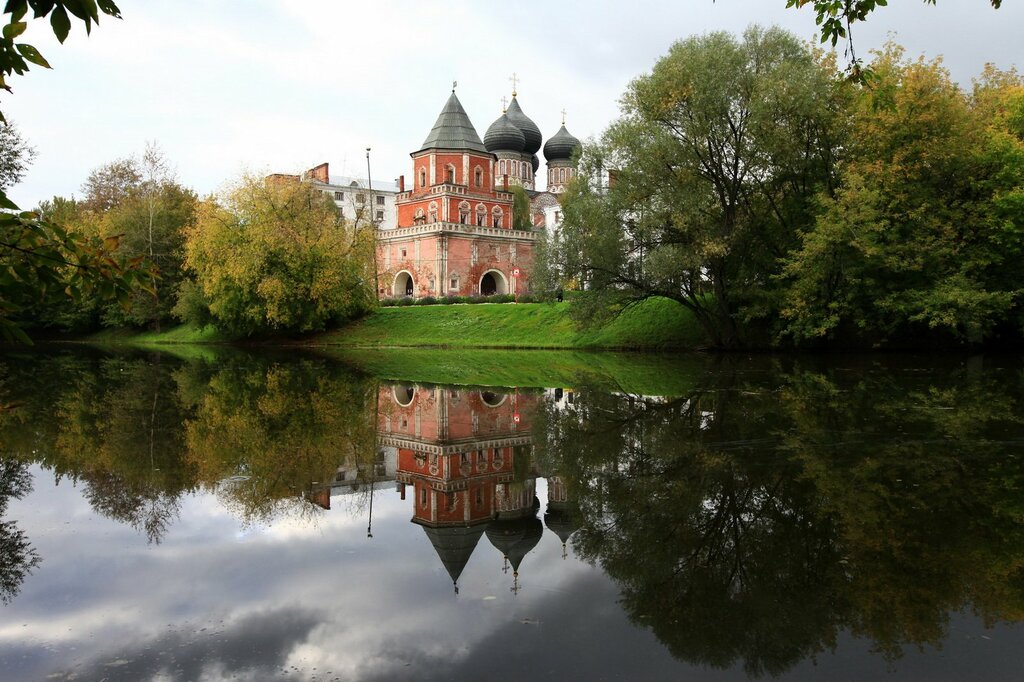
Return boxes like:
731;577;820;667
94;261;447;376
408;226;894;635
561;108;567;125
509;72;519;97
501;95;508;113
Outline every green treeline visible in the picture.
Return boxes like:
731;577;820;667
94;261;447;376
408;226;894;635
547;29;1024;349
19;150;376;338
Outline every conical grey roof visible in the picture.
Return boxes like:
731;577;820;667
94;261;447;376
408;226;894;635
484;113;526;153
505;97;542;154
422;523;489;584
543;125;581;162
417;92;489;154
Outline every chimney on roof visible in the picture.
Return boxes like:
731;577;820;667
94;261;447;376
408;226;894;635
398;175;405;193
308;162;329;183
503;174;509;191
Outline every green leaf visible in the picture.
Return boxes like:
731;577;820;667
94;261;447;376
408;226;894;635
49;4;70;42
96;0;119;19
3;20;27;39
5;2;29;23
15;43;50;68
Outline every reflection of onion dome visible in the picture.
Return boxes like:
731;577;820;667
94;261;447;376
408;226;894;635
543;125;582;162
505;97;542;154
531;154;539;173
484;113;526;153
486;513;543;575
421;522;490;594
544;502;578;558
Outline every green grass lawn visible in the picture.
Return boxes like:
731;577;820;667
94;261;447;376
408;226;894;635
318;298;706;350
81;298;707;353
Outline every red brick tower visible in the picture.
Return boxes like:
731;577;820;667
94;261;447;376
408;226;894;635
378;88;538;299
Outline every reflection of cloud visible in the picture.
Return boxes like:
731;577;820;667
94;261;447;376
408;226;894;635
54;606;323;682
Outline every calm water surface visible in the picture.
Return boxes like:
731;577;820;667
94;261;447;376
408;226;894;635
2;348;1024;681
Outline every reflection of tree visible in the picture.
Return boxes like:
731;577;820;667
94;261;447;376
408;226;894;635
0;458;41;604
183;360;377;525
51;356;194;544
543;357;1024;676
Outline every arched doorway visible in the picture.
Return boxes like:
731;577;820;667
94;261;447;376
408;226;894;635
393;271;415;297
479;270;508;296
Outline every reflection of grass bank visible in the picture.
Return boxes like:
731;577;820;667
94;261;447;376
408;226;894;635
318;299;706;350
327;347;704;394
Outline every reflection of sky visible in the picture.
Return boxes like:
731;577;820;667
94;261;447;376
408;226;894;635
3;466;1024;681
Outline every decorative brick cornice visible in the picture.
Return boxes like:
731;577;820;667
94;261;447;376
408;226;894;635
376;222;538;243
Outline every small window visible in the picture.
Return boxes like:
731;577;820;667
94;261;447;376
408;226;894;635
356;193;366;204
420;488;427;507
446;165;455;184
376;210;384;220
474;167;483;188
450;276;459;290
376;195;385;206
419;169;426;187
334;191;343;200
400;248;407;258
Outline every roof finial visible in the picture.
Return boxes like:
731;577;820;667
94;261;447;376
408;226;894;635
509;72;519;97
561;108;567;126
501;95;508;113
452;80;458;93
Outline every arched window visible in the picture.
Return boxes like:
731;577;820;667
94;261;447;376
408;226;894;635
492;206;503;228
474;166;483;188
499;160;506;175
458;200;470;224
418;167;426;188
414;207;426;224
560;168;566;182
446;164;456;184
475;203;487;226
428;201;438;223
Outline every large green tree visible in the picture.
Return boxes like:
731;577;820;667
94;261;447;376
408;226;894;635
558;27;846;347
779;47;1024;346
182;175;376;336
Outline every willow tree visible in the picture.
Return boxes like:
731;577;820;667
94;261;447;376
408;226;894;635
559;27;846;348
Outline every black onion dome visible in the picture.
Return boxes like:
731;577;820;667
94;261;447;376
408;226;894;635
484;113;526;153
531;154;539;173
543;125;581;162
505;97;542;154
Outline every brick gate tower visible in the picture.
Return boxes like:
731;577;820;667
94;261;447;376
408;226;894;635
377;87;538;299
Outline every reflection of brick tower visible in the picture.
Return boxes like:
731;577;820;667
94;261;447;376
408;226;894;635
380;383;538;593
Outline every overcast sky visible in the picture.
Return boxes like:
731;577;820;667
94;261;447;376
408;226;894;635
5;0;1023;207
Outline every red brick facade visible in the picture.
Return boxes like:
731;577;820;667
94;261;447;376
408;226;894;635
376;92;537;299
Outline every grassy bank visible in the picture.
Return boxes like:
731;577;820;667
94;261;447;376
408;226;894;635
79;297;706;351
318;298;706;350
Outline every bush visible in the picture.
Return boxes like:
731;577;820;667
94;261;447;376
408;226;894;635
492;294;515;304
397;296;415;306
415;296;437;306
467;295;486;304
379;297;400;307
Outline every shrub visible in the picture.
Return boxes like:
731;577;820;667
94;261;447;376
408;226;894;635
397;296;415;306
416;296;437;306
379;297;400;307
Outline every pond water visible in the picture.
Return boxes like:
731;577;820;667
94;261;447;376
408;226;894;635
2;347;1024;681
